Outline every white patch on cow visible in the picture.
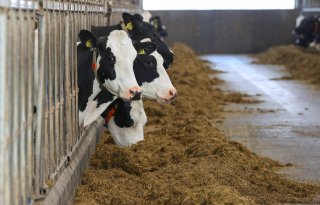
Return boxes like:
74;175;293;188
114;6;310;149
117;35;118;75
108;101;147;147
141;51;175;102
88;79;101;102
296;14;305;28
83;96;117;127
141;38;151;42
100;30;139;99
78;79;103;126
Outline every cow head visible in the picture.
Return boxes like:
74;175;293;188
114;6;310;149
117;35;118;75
78;30;141;100
122;12;174;69
294;15;315;37
133;41;176;103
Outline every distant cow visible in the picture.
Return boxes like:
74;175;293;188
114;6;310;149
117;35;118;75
149;16;168;39
77;29;142;126
293;14;320;50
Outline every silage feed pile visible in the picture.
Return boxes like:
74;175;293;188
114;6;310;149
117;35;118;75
254;45;320;86
74;43;320;205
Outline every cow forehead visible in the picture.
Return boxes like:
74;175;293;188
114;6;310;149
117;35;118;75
106;30;137;59
296;15;305;27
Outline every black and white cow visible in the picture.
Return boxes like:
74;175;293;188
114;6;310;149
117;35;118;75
293;14;320;50
98;41;176;146
77;29;142;126
149;16;168;39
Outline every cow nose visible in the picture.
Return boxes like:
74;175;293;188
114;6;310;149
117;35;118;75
168;88;177;100
130;91;142;101
128;86;143;100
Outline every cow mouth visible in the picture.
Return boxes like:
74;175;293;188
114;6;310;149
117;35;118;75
157;95;176;104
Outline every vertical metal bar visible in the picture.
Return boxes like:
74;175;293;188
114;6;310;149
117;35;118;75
43;2;50;191
11;8;22;205
48;8;55;180
54;5;60;171
70;1;76;148
34;10;46;199
64;3;72;153
26;0;35;202
59;0;65;160
19;6;27;204
0;10;10;205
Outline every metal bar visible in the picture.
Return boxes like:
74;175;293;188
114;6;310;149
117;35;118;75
11;8;22;205
64;6;72;153
53;7;60;171
0;10;10;205
34;10;46;199
19;5;27;204
25;0;35;202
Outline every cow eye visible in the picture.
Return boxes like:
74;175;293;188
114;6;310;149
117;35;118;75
108;56;115;62
144;59;154;68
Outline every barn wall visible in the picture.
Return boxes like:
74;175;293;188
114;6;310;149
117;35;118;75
152;10;300;54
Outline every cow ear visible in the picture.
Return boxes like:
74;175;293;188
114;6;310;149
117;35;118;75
133;13;144;21
78;30;97;48
134;42;157;56
122;12;135;31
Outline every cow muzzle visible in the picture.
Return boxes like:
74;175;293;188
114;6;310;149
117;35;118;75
127;86;143;101
158;87;177;103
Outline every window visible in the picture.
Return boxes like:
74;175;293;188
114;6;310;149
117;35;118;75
143;0;296;10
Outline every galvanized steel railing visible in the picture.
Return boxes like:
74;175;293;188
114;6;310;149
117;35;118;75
0;0;123;204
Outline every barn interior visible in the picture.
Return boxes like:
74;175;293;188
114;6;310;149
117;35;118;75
1;0;320;204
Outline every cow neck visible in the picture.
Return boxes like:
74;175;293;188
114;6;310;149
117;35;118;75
92;48;105;90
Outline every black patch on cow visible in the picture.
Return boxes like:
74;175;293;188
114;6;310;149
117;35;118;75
94;87;116;108
114;100;134;128
133;42;159;86
101;98;134;128
96;38;117;81
77;43;95;112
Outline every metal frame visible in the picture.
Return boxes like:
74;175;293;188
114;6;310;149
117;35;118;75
0;0;142;204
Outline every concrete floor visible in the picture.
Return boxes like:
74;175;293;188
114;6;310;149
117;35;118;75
202;55;320;184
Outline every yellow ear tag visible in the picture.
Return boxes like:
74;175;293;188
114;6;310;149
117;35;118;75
125;22;133;30
138;49;145;55
86;39;92;48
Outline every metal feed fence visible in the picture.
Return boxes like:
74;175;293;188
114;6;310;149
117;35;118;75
0;0;116;204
